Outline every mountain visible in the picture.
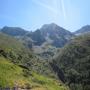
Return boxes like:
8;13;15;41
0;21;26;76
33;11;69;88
52;34;90;90
25;29;46;46
0;23;74;59
0;32;69;90
1;26;28;37
22;23;74;59
74;25;90;35
26;23;74;47
0;23;74;48
0;23;75;60
41;23;74;47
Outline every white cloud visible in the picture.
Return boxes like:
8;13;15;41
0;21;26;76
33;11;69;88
32;0;58;14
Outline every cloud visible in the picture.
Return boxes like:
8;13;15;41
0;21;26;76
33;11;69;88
32;0;58;14
60;0;66;20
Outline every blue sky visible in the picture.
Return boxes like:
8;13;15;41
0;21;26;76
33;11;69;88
0;0;90;31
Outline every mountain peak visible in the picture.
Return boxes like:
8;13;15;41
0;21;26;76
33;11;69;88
40;23;67;33
40;23;72;35
41;23;58;29
74;25;90;35
49;23;58;26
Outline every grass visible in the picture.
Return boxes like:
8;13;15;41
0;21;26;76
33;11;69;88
28;72;69;90
0;57;69;90
0;57;29;88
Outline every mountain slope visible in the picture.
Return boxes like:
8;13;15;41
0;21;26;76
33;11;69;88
25;23;73;47
0;57;29;88
22;23;74;59
74;25;90;35
53;34;90;90
25;30;46;46
0;57;70;90
1;26;28;37
0;32;53;76
40;23;73;47
0;33;69;90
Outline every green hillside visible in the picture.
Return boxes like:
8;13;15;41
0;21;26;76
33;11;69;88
53;34;90;90
0;33;52;75
0;33;69;90
0;57;28;88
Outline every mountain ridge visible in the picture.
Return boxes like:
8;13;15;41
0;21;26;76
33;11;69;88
1;26;29;37
74;25;90;35
1;23;90;59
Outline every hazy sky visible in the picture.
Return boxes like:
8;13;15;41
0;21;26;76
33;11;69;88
0;0;90;31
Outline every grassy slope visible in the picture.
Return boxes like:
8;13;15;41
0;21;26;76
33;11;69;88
0;33;25;52
0;33;53;76
0;57;28;88
0;57;69;90
0;33;69;90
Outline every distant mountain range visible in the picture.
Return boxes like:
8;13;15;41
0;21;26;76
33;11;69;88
24;23;74;48
1;24;90;48
0;23;74;47
0;23;90;59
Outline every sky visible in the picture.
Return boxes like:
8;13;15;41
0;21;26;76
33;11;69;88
0;0;90;32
